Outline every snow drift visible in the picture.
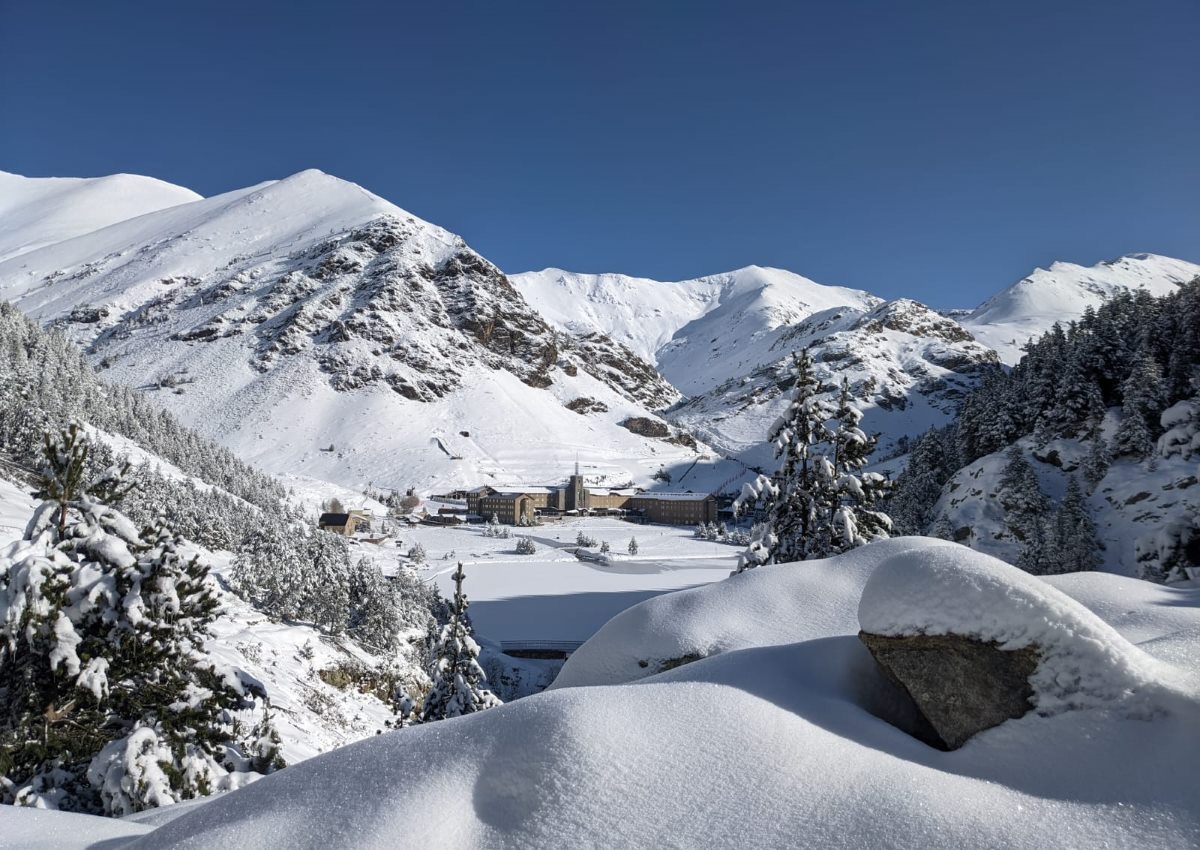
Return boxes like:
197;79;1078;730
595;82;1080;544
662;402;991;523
35;539;1198;850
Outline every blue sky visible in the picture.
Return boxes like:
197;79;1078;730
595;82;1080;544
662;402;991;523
1;1;1196;305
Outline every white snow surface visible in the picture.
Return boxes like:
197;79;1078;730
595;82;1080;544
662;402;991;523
0;169;712;493
513;265;880;396
26;537;1196;849
0;171;200;263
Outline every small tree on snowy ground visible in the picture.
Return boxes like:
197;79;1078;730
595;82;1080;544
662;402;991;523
515;537;536;555
418;563;501;723
600;540;611;554
627;536;638;555
407;542;426;564
1082;432;1111;490
998;446;1053;574
1046;477;1101;574
733;354;891;572
732;348;836;572
0;424;278;815
826;378;892;552
1112;345;1165;459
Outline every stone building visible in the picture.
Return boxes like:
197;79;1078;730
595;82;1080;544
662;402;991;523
471;487;552;524
626;492;718;525
463;465;717;526
318;508;372;536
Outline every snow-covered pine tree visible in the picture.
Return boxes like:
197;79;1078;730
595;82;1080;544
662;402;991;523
1046;477;1101;574
418;563;501;723
1082;432;1111;489
732;348;835;572
627;536;638;555
998;446;1052;574
1158;397;1200;461
1049;351;1105;436
0;424;277;815
1111;343;1165;459
347;557;404;654
826;378;892;551
888;428;948;534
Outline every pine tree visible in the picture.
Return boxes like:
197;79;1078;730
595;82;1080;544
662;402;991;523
826;378;892;550
1050;352;1105;436
627;536;638;555
733;353;891;571
998;446;1052;574
889;428;948;534
1082;432;1111;489
0;424;278;815
1046;477;1101;574
732;349;835;571
1112;343;1165;459
418;563;501;723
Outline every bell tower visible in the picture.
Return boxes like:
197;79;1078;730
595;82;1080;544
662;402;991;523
570;459;586;510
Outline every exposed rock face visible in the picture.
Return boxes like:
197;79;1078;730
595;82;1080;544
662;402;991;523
619;416;671;438
858;631;1038;750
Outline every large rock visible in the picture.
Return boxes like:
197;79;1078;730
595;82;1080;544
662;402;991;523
858;631;1038;750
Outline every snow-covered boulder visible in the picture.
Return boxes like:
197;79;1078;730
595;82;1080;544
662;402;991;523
858;545;1196;720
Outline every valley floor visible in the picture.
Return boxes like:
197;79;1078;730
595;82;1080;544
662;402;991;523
374;517;739;643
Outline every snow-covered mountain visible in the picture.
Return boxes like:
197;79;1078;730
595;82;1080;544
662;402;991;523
512;265;880;396
963;253;1200;364
515;268;1000;469
669;298;999;468
0;170;705;493
0;170;200;263
2;165;1196;498
516;253;1200;471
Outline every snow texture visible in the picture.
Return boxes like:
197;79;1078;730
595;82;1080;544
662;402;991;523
23;538;1195;850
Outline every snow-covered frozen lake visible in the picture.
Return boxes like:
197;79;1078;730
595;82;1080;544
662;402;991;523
368;517;739;643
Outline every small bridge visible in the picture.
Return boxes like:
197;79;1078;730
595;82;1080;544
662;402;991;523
499;640;586;660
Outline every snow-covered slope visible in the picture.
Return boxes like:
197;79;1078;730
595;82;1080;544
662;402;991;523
932;417;1200;578
516;268;999;470
513;265;880;396
0;171;201;263
670;298;999;468
0;170;704;492
964;253;1200;364
25;539;1198;849
0;451;419;768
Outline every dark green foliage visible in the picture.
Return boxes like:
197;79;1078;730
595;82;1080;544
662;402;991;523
0;426;279;815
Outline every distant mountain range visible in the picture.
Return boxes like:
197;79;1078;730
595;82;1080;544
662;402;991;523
1;167;1196;494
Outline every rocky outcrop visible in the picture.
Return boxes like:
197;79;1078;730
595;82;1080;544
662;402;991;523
619;417;671;438
858;631;1038;750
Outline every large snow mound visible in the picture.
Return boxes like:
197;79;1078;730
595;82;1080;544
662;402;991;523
102;540;1200;849
859;545;1198;716
6;539;1200;848
550;537;927;688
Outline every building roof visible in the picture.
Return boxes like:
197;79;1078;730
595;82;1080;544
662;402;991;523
630;492;714;502
319;512;351;525
490;486;553;496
